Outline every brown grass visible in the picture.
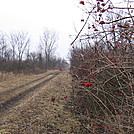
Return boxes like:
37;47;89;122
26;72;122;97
0;70;57;93
0;70;81;134
0;74;54;106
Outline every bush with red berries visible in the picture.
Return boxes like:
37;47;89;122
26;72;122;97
69;0;134;133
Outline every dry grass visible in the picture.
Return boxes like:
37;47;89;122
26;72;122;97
0;74;54;106
0;70;57;93
0;70;81;134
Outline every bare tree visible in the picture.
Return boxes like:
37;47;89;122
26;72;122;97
0;32;10;72
0;32;8;60
9;31;30;70
39;28;58;70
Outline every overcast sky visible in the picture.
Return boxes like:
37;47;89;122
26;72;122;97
0;0;84;60
0;0;130;60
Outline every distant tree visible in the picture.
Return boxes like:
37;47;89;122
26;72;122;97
9;31;31;70
39;28;58;70
0;29;66;74
0;32;9;71
0;32;8;60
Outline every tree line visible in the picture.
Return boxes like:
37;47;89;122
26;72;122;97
0;28;68;74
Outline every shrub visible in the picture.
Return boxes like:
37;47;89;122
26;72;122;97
70;0;134;133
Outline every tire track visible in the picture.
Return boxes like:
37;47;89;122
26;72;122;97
0;71;61;113
0;72;58;96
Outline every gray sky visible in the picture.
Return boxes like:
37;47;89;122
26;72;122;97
0;0;130;60
0;0;83;59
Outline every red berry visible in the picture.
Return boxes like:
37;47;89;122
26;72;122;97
99;21;105;24
107;41;111;43
115;92;118;95
85;82;93;86
87;70;90;73
78;68;82;71
108;58;113;60
97;8;101;12
59;68;62;71
80;1;85;5
102;126;105;129
64;96;68;99
79;83;85;86
112;25;115;29
101;3;106;6
94;73;97;75
101;9;106;13
113;60;117;63
94;29;99;31
51;98;55;102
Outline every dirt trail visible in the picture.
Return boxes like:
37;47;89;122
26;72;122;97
0;71;61;113
0;70;80;134
0;72;58;96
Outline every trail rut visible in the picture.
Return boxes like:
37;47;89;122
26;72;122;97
0;71;61;113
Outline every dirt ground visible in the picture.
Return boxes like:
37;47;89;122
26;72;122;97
0;70;81;134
